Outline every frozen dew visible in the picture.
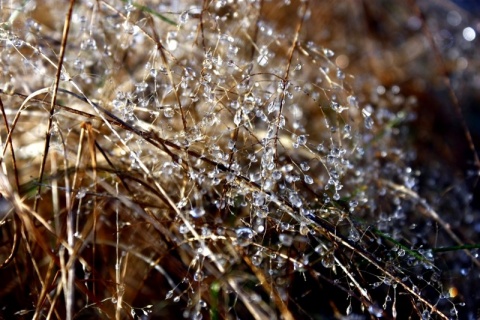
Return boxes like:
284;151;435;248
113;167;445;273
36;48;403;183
235;227;254;247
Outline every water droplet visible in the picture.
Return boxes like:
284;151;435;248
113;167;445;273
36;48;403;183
314;244;325;255
272;170;282;180
289;192;303;208
279;233;293;246
252;191;265;207
76;188;86;199
252;252;263;266
179;224;189;234
421;309;430;320
257;46;269;66
179;11;189;24
368;305;383;317
348;227;360;242
236;227;254;247
297;135;307;145
300;162;310;171
450;307;458;316
321;252;334;268
166;290;173;299
323;48;334;57
304;175;313;184
135;81;148;93
189;207;206;218
194;270;204;281
166;31;178;51
73;58;85;71
234;109;242;125
346;304;352;315
364;116;374;129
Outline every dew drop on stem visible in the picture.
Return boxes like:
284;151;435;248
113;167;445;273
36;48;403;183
235;227;254;247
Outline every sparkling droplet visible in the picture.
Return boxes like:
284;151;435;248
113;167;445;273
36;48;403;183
304;175;313;184
235;227;254;247
163;107;174;118
257;46;269;66
279;233;293;246
252;191;265;207
364;116;374;129
194;270;204;281
321;253;334;268
234;109;242;125
189;207;206;218
348;227;360;242
289;192;302;208
76;188;86;199
179;11;189;24
252;252;263;266
368;305;383;317
297;135;307;145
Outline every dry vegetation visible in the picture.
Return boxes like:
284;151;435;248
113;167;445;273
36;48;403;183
1;0;479;319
